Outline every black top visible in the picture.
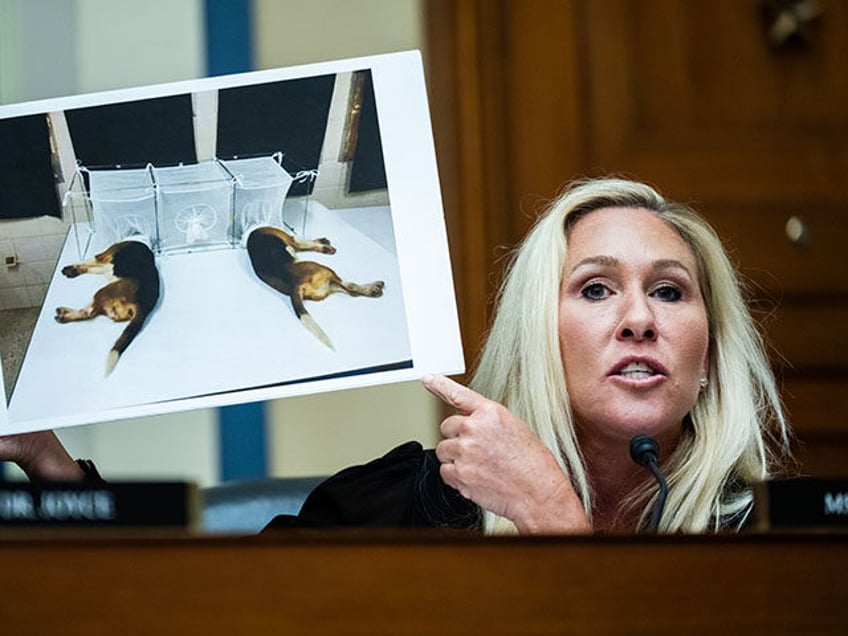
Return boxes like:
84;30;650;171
264;441;482;530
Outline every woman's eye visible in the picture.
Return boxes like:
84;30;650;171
653;285;682;302
581;282;609;301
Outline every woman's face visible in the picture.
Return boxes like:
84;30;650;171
558;206;709;447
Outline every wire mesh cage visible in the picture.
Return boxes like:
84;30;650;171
152;161;234;253
87;165;158;252
219;153;295;244
62;155;299;259
63;165;158;258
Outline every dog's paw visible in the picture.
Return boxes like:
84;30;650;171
55;307;71;322
315;238;336;255
61;265;81;278
368;281;385;297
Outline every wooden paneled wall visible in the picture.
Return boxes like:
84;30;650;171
423;0;848;476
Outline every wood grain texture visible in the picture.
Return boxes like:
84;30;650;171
2;532;847;635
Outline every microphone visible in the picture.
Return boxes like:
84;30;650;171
629;434;669;533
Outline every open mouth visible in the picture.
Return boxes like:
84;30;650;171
615;360;663;379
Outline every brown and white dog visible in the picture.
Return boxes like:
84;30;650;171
55;240;160;374
246;226;384;349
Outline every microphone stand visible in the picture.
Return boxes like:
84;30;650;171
629;434;669;533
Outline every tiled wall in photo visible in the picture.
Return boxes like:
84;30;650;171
0;216;70;310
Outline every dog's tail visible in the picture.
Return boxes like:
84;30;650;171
106;313;149;375
289;292;335;351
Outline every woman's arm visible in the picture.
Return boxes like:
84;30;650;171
0;431;84;481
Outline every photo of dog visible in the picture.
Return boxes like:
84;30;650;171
2;52;461;435
54;240;161;375
246;225;385;350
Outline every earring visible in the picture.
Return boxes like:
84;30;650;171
699;377;709;390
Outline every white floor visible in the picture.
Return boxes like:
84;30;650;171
7;202;412;431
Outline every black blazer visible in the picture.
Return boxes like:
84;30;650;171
264;441;481;530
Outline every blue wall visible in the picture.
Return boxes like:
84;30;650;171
204;0;268;481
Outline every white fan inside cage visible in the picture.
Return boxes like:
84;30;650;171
174;204;218;244
109;214;153;242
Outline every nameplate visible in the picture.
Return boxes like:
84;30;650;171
753;478;848;532
0;481;198;528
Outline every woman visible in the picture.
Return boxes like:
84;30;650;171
424;177;792;533
0;178;793;534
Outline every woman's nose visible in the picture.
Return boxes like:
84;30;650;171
617;294;657;342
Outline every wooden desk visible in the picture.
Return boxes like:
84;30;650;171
1;531;846;635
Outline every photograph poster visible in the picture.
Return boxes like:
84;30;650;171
0;50;463;435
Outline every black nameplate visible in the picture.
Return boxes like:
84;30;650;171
753;478;848;531
0;481;198;528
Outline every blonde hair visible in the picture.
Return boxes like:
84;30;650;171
471;178;792;533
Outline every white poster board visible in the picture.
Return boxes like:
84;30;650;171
0;51;463;435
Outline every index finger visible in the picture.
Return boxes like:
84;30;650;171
421;374;485;414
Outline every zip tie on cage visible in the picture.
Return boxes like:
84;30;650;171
293;169;318;184
61;166;88;211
